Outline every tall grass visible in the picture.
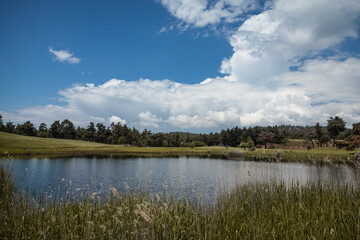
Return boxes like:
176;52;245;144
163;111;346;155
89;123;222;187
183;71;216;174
1;163;359;239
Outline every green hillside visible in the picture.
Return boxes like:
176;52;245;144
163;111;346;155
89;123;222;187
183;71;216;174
0;132;215;157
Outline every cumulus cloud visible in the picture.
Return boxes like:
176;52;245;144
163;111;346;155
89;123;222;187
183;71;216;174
109;115;127;125
49;47;81;64
221;0;360;83
2;57;360;129
159;0;259;27
1;0;360;131
138;111;163;128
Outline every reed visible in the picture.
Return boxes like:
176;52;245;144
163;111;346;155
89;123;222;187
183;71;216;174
1;163;359;239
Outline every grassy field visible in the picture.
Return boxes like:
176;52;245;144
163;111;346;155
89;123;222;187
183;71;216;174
0;132;210;156
0;132;359;163
1;164;359;239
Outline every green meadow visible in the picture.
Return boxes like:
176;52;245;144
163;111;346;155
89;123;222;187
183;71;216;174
0;131;358;164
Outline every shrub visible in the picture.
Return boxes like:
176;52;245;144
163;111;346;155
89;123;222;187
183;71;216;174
336;140;349;149
187;141;206;148
238;142;248;149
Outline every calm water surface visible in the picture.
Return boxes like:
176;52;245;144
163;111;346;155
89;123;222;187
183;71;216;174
6;156;360;203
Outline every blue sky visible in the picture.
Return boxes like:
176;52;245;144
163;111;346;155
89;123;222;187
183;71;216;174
1;0;360;132
0;0;231;109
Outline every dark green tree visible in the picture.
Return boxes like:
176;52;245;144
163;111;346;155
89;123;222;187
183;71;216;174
247;127;262;146
75;126;86;140
37;123;48;138
85;122;96;141
319;134;331;146
49;120;61;138
228;126;241;147
152;133;165;147
220;129;230;147
0;115;4;131
15;121;37;136
315;122;323;147
327;116;346;147
4;121;15;133
338;128;352;140
166;132;181;147
59;119;76;139
131;127;141;145
104;128;113;144
206;132;218;146
139;129;152;147
95;123;107;143
271;126;286;144
110;122;122;144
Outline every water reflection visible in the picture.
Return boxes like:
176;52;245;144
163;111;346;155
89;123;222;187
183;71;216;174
5;157;359;203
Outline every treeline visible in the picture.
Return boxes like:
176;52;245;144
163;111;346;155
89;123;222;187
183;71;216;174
0;115;359;150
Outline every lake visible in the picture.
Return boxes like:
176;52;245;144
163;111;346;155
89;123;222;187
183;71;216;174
5;156;360;204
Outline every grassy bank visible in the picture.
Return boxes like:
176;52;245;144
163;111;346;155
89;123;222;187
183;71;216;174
0;132;358;163
1;163;359;239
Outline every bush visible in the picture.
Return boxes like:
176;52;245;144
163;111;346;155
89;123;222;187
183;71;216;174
37;131;48;138
238;142;248;149
187;141;206;148
347;134;360;150
336;140;349;149
268;144;276;149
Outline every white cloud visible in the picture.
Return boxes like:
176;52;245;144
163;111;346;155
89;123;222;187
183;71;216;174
49;47;81;64
109;115;127;125
168;108;240;128
221;0;360;83
159;0;259;27
2;56;360;130
90;116;105;123
1;0;359;131
138;111;163;128
275;58;360;104
158;26;168;34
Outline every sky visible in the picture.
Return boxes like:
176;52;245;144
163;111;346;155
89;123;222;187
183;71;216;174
0;0;360;132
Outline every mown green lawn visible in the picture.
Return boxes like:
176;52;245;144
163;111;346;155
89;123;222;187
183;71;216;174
0;132;358;163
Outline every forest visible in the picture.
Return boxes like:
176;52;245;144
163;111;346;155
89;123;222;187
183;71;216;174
0;115;359;150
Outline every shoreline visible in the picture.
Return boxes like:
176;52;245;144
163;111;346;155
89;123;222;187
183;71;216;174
1;132;358;164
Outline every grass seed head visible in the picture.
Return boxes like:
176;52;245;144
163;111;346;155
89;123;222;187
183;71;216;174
140;211;152;223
